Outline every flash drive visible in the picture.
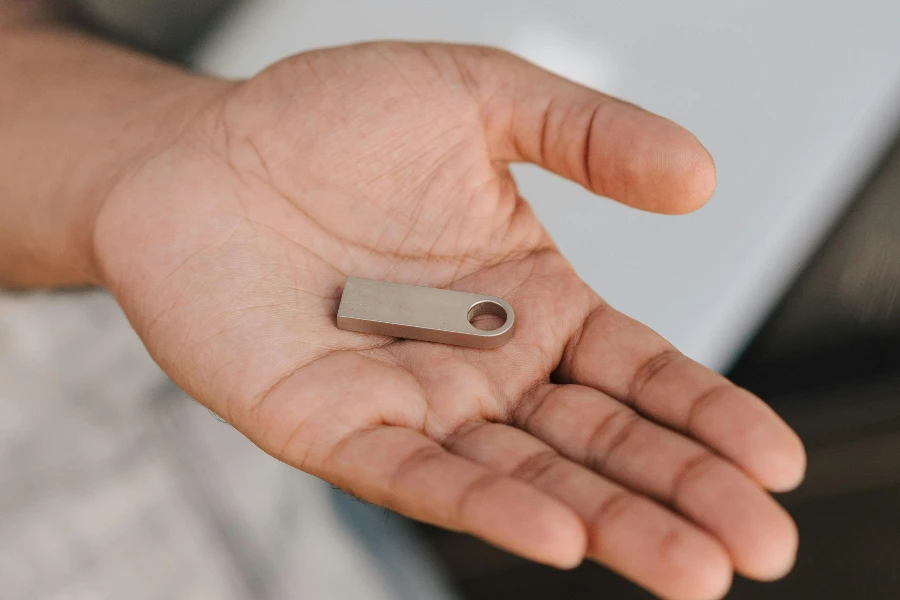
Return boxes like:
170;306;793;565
336;277;515;349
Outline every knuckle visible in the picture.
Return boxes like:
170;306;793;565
669;452;720;507
509;449;561;483
584;408;642;472
628;348;681;407
684;384;732;435
588;490;637;534
454;472;500;524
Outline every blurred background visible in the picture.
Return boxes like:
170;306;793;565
2;1;900;598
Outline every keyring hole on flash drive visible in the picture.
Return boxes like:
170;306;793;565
467;300;507;331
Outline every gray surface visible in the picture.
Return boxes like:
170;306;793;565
195;0;900;371
74;0;233;57
0;289;455;600
748;139;900;358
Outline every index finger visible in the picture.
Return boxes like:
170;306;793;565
555;299;806;492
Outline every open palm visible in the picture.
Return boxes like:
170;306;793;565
94;43;805;600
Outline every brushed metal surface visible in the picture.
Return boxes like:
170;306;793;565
336;277;515;348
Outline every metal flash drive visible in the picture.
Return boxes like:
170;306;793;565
336;277;515;348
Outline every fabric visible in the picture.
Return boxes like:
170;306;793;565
0;290;457;600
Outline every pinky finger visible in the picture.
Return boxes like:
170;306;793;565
314;425;588;569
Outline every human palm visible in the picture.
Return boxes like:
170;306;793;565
94;43;804;600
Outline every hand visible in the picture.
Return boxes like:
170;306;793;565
93;43;805;600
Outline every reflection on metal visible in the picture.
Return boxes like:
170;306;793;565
336;277;515;349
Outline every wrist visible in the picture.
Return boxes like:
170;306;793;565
83;75;236;287
0;26;236;288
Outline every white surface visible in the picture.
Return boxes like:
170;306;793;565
195;0;900;371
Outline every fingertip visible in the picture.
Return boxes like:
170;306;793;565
748;525;799;583
763;431;807;493
734;403;807;493
736;504;799;582
543;506;589;569
662;530;734;600
478;52;718;215
772;523;800;581
523;525;586;570
772;512;800;581
687;384;807;495
652;125;717;215
667;448;800;587
692;542;734;600
480;482;587;569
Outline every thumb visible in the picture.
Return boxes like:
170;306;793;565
453;46;716;215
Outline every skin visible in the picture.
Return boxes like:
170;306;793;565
0;10;806;600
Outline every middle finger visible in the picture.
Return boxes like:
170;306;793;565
447;420;732;600
514;383;798;581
